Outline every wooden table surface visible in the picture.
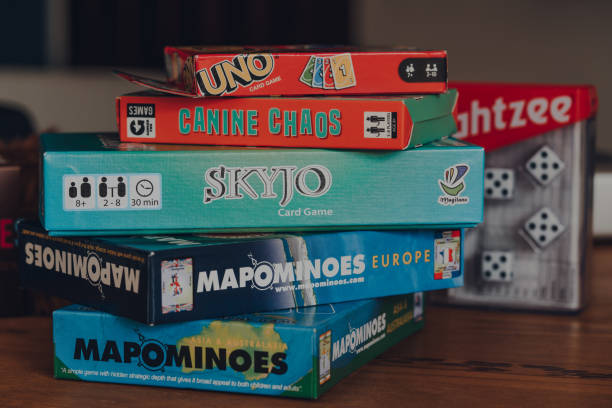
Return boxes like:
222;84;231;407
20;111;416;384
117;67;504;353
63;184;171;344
2;245;612;408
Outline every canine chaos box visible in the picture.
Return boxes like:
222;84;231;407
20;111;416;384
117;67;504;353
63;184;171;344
116;90;457;150
19;219;461;324
39;133;484;236
116;46;447;97
53;293;424;399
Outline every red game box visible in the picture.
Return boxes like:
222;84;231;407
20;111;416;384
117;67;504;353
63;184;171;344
116;46;447;97
116;90;457;149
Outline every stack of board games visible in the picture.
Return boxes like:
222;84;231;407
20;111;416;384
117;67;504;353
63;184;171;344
433;82;597;312
18;46;485;399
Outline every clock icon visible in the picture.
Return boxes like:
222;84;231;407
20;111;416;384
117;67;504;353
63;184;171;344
135;179;154;197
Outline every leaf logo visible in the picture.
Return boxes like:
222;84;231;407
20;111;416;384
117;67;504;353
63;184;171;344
439;164;469;197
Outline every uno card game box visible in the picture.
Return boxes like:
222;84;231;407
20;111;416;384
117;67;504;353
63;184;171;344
39;133;484;236
53;293;424;399
117;90;457;150
116;46;447;97
435;82;597;311
19;219;461;324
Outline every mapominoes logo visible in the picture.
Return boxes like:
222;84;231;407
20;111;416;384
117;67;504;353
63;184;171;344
438;164;470;206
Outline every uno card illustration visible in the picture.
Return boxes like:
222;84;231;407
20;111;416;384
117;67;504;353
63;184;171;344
312;57;324;88
299;56;316;86
330;53;356;90
323;57;335;89
161;258;194;314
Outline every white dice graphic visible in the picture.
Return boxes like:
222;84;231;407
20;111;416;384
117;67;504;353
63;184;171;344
525;145;565;186
484;168;515;200
481;251;513;282
523;207;566;248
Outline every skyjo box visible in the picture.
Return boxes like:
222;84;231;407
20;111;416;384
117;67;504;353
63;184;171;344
116;90;457;150
19;219;461;324
53;293;424;399
116;46;447;97
39;133;484;236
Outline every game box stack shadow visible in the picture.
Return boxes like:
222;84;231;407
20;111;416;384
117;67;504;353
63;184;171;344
18;46;484;399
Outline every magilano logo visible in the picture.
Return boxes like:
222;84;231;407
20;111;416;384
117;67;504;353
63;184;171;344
438;164;470;206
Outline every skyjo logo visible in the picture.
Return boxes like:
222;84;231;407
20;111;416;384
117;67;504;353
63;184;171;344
196;54;275;96
438;164;470;206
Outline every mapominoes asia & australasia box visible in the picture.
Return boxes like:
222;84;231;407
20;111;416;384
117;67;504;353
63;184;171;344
53;293;424;399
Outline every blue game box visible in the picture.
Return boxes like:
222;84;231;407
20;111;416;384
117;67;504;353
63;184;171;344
19;220;461;324
54;293;424;399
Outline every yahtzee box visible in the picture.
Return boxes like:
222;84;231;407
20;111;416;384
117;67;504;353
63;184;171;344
435;82;597;311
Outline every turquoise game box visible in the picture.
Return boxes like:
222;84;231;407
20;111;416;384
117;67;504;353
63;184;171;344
39;133;484;235
53;293;424;399
19;220;461;324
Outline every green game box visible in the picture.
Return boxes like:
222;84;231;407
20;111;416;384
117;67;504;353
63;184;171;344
40;133;484;235
54;293;424;399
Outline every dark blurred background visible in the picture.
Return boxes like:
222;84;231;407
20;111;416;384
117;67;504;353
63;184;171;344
1;0;611;150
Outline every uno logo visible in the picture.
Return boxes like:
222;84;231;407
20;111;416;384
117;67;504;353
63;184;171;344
195;54;274;96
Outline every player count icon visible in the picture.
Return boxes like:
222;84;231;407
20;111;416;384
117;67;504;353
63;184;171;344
405;63;415;78
366;127;385;135
99;176;127;198
68;177;92;198
68;182;77;198
366;115;386;123
426;64;438;78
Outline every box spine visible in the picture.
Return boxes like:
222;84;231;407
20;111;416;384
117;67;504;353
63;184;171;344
18;222;149;322
319;293;424;395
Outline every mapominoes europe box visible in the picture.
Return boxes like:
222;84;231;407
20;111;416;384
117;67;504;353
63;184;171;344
53;293;424;399
39;133;484;235
19;220;461;324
